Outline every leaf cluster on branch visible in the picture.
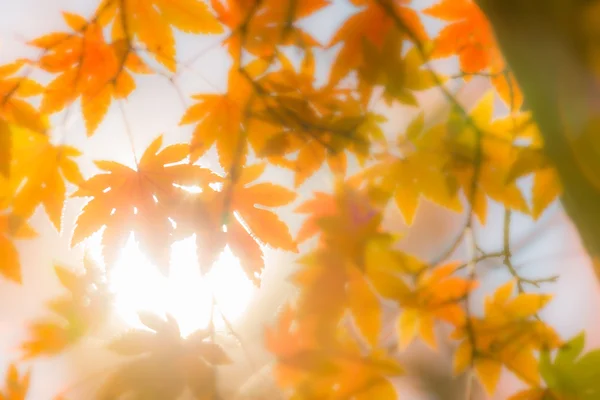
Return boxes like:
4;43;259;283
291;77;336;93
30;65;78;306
0;0;596;399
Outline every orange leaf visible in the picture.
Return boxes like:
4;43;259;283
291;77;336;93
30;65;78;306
0;363;31;400
32;19;142;135
9;128;83;232
71;135;220;274
97;0;223;72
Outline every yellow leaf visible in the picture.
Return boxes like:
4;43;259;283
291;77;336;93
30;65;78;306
505;293;553;319
10;129;83;232
347;266;381;346
0;120;9;178
505;347;540;386
453;340;472;375
532;168;561;219
0;234;21;283
394;185;419;225
508;388;547;400
418;315;437;349
474;358;502;395
398;309;419;350
132;2;176;71
355;379;398;400
470;91;495;128
156;0;223;34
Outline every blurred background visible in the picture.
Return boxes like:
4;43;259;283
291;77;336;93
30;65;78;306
1;0;599;399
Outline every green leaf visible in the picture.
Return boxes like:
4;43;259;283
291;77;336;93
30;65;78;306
540;332;600;398
555;332;585;367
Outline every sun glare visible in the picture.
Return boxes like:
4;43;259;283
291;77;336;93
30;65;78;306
98;235;256;337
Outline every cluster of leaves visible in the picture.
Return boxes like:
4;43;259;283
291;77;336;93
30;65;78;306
0;0;594;399
21;255;111;359
98;312;231;399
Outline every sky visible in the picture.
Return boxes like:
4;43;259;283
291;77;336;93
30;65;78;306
1;1;600;399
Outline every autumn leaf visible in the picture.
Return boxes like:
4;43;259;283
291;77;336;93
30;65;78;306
426;92;529;222
175;163;296;285
506;146;562;219
346;264;382;346
531;168;561;219
424;0;499;74
0;213;36;283
179;61;271;170
248;53;374;187
451;281;561;395
307;182;385;262
329;0;427;86
30;13;149;135
367;251;474;349
96;0;223;72
358;32;437;104
0;364;30;400
294;177;391;246
0;59;46;135
9;127;83;232
290;185;391;346
360;113;463;224
424;0;523;109
0;122;9;178
266;304;402;398
21;256;111;359
71;134;220;273
99;312;230;400
210;0;326;57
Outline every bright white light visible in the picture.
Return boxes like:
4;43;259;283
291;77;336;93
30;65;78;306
104;235;256;337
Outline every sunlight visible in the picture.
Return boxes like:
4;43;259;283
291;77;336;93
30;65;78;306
104;235;255;337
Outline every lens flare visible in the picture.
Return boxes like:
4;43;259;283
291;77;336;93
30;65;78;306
96;235;255;337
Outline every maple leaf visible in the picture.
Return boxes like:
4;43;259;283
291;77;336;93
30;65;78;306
424;0;498;74
30;13;150;135
451;281;561;395
0;213;36;283
535;332;600;400
294;191;338;244
329;0;427;86
357;30;437;105
0;59;46;135
210;0;326;57
291;249;382;347
413;92;530;223
0;59;46;179
423;0;523;109
21;256;111;359
266;304;402;398
174;163;297;285
248;53;377;187
507;147;562;219
365;243;474;349
96;0;223;72
291;185;392;345
72;135;220;274
0;364;30;400
98;312;231;399
296;182;385;261
179;59;274;170
8;127;83;232
360;113;463;225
